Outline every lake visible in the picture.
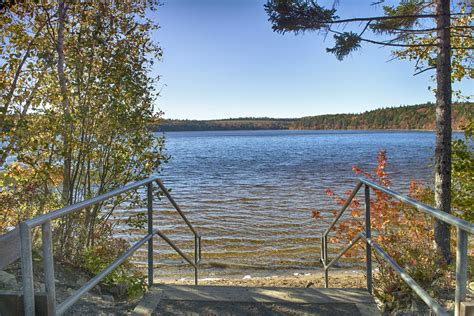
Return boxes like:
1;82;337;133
117;130;442;280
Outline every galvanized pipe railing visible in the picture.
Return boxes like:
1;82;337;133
155;178;202;284
19;176;202;316
156;179;199;236
321;177;473;316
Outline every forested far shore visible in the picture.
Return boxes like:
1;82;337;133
151;118;296;131
151;102;473;132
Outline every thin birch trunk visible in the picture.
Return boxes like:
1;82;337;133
57;0;73;205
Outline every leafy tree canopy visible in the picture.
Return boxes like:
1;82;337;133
0;0;167;265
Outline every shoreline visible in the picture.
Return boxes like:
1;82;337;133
154;128;465;133
158;269;367;289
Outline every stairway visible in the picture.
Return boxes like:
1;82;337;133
133;285;380;315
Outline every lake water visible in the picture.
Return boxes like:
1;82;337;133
118;130;442;280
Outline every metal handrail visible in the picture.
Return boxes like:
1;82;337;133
321;177;474;316
24;177;156;228
360;178;474;234
19;177;202;316
156;179;199;236
323;181;363;237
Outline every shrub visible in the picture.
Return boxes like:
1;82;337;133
0;163;62;234
452;121;473;222
80;223;147;300
316;151;452;311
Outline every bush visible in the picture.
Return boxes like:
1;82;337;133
315;151;452;311
0;163;62;234
452;121;473;222
80;223;147;300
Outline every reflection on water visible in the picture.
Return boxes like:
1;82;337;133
114;130;438;279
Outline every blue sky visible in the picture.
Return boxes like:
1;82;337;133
151;0;472;120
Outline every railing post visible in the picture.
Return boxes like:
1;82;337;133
147;183;154;288
320;235;324;264
198;235;202;262
20;222;35;316
455;227;468;316
323;234;328;288
42;221;56;315
194;235;198;285
365;184;372;295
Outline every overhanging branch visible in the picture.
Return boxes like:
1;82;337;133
326;12;470;25
328;29;474;50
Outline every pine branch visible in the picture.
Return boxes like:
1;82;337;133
413;66;436;76
326;12;469;25
328;28;436;48
383;25;474;34
328;29;474;50
359;21;372;37
414;38;437;69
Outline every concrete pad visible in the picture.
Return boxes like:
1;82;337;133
155;300;364;316
155;285;375;304
145;285;380;315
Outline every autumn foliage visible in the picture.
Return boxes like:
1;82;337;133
317;151;452;310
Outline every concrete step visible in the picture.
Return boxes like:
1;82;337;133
133;285;380;316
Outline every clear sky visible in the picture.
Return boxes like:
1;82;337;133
151;0;472;120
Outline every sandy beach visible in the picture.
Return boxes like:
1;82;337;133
160;269;367;289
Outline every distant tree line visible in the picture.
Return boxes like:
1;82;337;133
151;102;472;132
151;118;296;131
291;102;472;130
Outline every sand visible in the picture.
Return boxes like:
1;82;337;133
160;269;367;289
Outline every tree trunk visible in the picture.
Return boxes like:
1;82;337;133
57;0;73;205
434;0;452;263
